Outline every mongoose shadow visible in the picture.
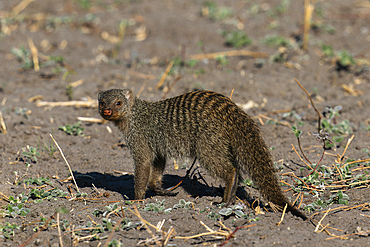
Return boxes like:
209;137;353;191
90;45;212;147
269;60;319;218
73;170;233;200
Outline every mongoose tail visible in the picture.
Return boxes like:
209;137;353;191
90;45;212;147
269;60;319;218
232;117;308;220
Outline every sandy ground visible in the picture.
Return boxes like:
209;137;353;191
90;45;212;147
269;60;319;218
0;0;369;246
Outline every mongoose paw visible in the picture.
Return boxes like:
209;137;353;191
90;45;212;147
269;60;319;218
153;188;178;197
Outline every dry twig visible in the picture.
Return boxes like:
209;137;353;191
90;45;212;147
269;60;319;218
57;212;64;247
18;212;57;247
102;218;124;247
50;134;80;193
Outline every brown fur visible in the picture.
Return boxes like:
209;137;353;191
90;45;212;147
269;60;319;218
98;89;307;220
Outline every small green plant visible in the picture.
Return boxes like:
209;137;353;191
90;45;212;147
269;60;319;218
320;45;356;71
321;105;354;147
21;146;40;163
0;222;20;239
59;121;84;136
262;35;289;47
75;221;104;237
215;55;229;67
43;141;57;157
74;0;92;10
242;178;254;187
11;46;33;69
28;187;68;201
65;84;73;100
93;202;124;217
269;48;288;63
108;239;124;247
24;177;51;186
219;205;245;218
14;107;30;119
186;59;199;68
207;210;221;221
321;44;334;57
304;190;349;212
1;194;30;218
143;199;167;212
102;218;114;232
201;2;233;21
282;110;304;126
223;30;252;48
173;199;192;209
336;50;356;70
267;0;290;17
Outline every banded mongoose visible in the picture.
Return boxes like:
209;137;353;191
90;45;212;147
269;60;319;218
98;89;307;220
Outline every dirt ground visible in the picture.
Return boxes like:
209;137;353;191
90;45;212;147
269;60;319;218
1;0;369;246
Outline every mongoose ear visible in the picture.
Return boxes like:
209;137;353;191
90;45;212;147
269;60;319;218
123;89;135;107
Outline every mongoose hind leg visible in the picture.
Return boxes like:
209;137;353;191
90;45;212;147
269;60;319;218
148;156;178;197
223;168;238;206
197;147;238;205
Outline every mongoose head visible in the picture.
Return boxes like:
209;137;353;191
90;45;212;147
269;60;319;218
98;89;134;121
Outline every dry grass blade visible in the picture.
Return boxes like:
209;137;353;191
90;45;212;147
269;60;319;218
0;111;7;134
229;88;235;99
276;204;288;226
77;117;106;123
128;70;156;80
189;50;267;60
257;114;291;127
9;0;34;17
337;135;355;164
28;37;39;71
303;0;314;51
69;79;84;88
326;230;370;240
36;98;98;108
161;75;181;99
50;134;80;193
57;212;64;247
0;191;10;202
126;205;163;246
163;227;175;246
157;60;174;89
314;208;330;232
175;220;255;243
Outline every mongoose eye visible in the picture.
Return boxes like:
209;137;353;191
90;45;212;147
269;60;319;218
116;101;122;106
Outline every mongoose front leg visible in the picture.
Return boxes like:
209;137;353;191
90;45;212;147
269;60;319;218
133;153;152;200
148;156;178;197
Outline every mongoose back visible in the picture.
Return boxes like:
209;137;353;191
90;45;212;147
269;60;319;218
98;89;307;220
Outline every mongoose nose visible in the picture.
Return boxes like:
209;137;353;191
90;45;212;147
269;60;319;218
103;109;112;116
